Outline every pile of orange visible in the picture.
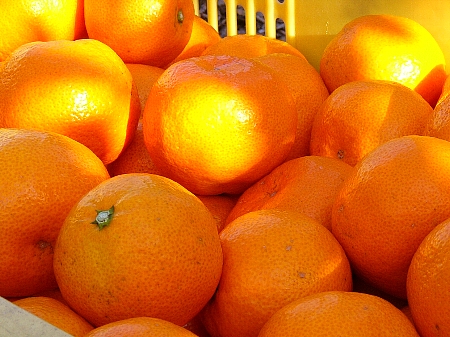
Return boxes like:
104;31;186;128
1;2;450;337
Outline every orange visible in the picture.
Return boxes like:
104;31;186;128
53;173;223;327
0;128;110;298
84;0;195;68
197;194;240;233
106;120;165;177
225;156;353;232
0;0;87;61
166;15;222;67
84;317;198;337
331;135;450;299
201;34;305;59
255;53;330;160
0;39;141;165
126;64;165;114
200;209;352;337
407;216;450;337
13;296;94;337
258;291;420;337
426;93;450;140
437;73;450;105
310;80;434;166
320;14;447;107
143;54;297;195
183;313;212;337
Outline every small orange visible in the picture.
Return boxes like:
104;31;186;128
0;128;110;298
106;120;165;177
53;173;223;327
143;54;297;195
0;39;141;165
225;156;353;231
13;296;94;337
197;194;240;233
310;80;433;166
255;53;330;160
0;0;87;61
407;217;450;337
84;0;195;68
258;291;419;337
200;209;352;337
126;64;165;114
437;73;450;105
84;317;199;337
201;34;305;59
331;135;450;299
320;14;447;107
166;15;222;67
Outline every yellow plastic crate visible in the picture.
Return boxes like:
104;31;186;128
195;0;450;71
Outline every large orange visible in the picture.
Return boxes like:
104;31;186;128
143;54;297;195
320;14;447;107
53;173;223;327
225;156;353;231
0;128;110;298
255;53;330;160
310;80;434;166
0;39;141;165
200;209;352;337
407;217;450;337
84;317;198;337
201;34;305;59
0;0;87;61
166;15;222;67
331;135;450;299
258;291;419;337
13;296;94;337
84;0;195;68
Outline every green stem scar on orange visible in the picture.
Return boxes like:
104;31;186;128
92;206;115;230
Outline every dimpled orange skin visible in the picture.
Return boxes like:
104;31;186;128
225;156;353;231
0;128;110;298
0;39;141;165
201;209;352;337
320;14;447;108
53;173;223;328
407;217;450;337
13;296;94;337
143;55;298;196
0;0;87;61
258;291;420;337
255;53;330;160
426;94;450;141
84;0;195;68
331;135;450;299
85;317;199;337
309;80;434;166
201;34;306;59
